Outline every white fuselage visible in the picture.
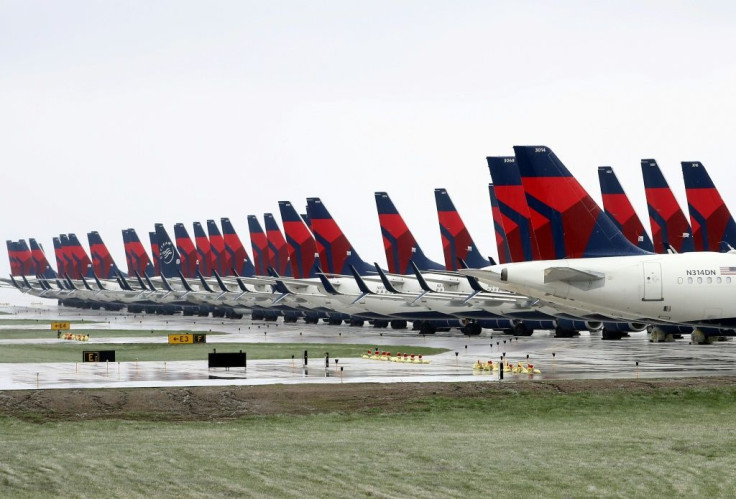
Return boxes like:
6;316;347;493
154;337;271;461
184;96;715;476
469;251;736;327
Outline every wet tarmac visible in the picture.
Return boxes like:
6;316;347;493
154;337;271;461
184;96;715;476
2;304;736;390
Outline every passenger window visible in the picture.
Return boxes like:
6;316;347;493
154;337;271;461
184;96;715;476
729;277;733;284
697;277;703;284
717;277;723;284
677;277;683;284
688;277;693;284
707;277;713;284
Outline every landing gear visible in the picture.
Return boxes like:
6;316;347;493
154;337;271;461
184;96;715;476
554;326;576;338
512;322;533;336
461;322;482;336
649;326;673;343
328;318;343;326
390;320;407;330
601;328;624;340
691;328;713;345
373;320;389;329
349;319;364;327
419;321;437;335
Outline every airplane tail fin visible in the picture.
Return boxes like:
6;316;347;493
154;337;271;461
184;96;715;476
598;166;654;252
193;222;214;277
207;220;232;277
681;161;736;252
155;224;183;279
514;146;648;258
9;240;35;276
29;238;57;278
173;223;198;278
641;159;694;253
278;201;319;279
148;231;161;276
87;231;122;279
434;188;489;269
374;191;444;274
66;233;94;278
488;184;512;264
123;229;155;277
53;237;67;278
487;156;540;262
264;213;292;277
306;197;374;275
220;217;256;277
247;215;271;276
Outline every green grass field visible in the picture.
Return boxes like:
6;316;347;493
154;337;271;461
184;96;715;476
2;386;735;497
0;328;226;340
0;343;447;363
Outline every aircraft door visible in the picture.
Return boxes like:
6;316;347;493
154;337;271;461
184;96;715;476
642;262;663;301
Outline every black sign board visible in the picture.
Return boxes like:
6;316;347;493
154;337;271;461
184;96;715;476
83;350;116;362
208;351;246;369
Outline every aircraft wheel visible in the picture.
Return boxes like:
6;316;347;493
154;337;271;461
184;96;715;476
390;320;407;330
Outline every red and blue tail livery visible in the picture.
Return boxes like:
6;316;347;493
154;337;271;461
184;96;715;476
375;191;444;274
123;229;155;277
278;201;318;279
148;231;160;276
66;233;95;278
488;184;512;264
193;222;215;277
306;197;374;275
486;156;539;262
87;231;123;279
247;215;271;276
206;220;232;277
434;188;488;269
173;223;199;278
515;146;647;258
598;166;654;252
29;239;57;278
682;161;736;252
641;159;694;253
220;217;255;277
264;213;292;276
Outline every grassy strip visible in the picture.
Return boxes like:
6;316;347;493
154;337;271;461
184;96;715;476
1;385;735;497
0;329;226;340
0;343;447;363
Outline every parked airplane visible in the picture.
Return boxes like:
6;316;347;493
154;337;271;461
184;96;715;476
642;159;694;253
681;161;736;252
598;166;654;252
465;146;736;342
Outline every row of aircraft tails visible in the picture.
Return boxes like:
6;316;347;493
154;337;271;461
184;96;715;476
7;146;736;343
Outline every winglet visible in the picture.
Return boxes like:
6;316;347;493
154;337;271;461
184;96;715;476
374;263;401;294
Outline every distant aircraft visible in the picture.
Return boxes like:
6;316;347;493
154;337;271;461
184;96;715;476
598;166;654;252
642;159;694;253
681;161;736;252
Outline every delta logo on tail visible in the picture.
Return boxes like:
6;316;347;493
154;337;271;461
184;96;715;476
306;197;374;275
53;237;67;277
247;215;271;276
206;220;232;277
220;218;256;277
486;156;539;262
488;185;512;264
375;192;444;274
264;213;292;276
682;161;736;252
278;201;318;279
173;223;199;278
515;146;647;258
434;188;488;269
641;159;694;254
123;229;155;277
598;166;654;252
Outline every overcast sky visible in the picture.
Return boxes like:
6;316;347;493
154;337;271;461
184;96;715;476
2;1;736;282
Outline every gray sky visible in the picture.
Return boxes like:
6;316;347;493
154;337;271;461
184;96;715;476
2;0;736;278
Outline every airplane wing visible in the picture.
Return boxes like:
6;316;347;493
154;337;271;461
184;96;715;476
543;267;604;283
